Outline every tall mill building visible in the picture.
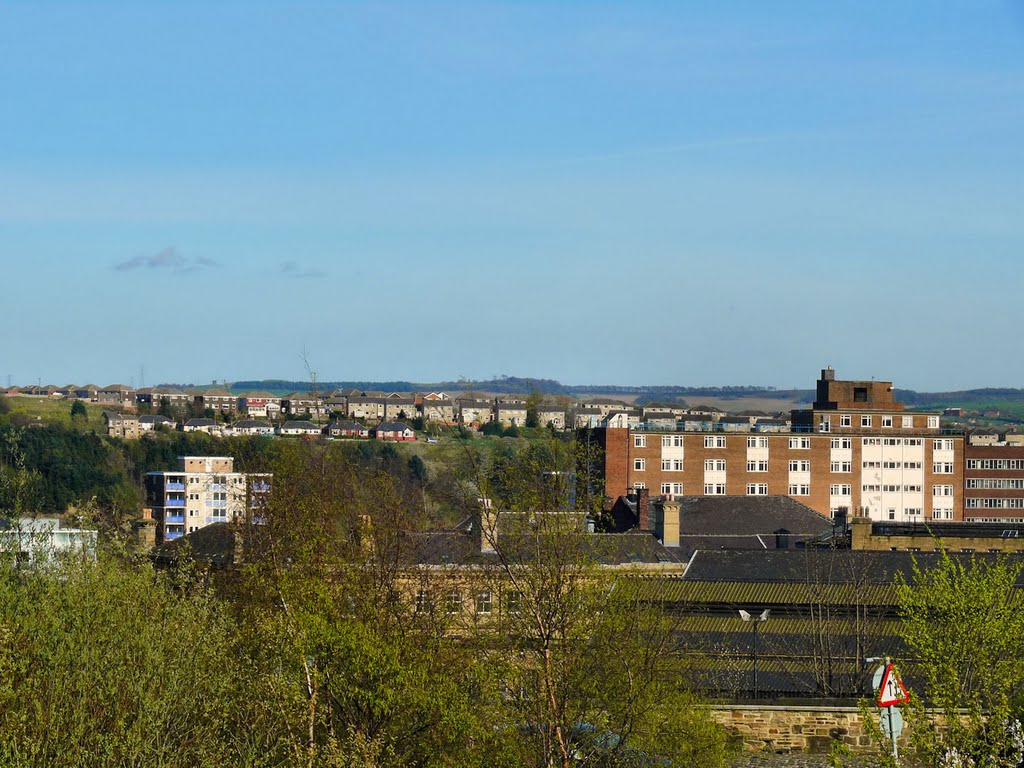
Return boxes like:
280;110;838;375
591;368;963;523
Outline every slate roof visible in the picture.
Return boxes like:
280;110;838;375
184;418;217;427
679;548;1024;586
375;421;413;432
281;420;320;430
401;519;682;568
674;496;833;548
150;523;241;568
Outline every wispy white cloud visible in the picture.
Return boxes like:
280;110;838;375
114;247;219;272
280;260;326;279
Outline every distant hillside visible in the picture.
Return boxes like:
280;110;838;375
208;379;1024;410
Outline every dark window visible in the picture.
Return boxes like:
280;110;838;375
854;387;868;402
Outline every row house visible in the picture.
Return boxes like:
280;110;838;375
282;392;327;418
194;388;236;414
590;368;964;524
604;409;642;429
237;392;283;419
573;407;603;429
495;400;528;428
385;396;418;422
98;384;136;409
420;398;456;424
104;411;141;439
347;395;388;421
456;398;494;426
536;405;566;430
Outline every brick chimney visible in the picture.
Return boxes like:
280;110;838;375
637;488;651;532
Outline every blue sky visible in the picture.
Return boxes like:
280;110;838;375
2;1;1023;390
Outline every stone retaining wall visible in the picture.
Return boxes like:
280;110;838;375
710;705;907;754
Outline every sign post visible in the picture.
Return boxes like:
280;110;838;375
874;660;910;763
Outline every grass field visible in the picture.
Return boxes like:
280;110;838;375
1;395;110;433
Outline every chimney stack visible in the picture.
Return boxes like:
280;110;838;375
637;488;651;532
654;498;681;548
477;497;497;554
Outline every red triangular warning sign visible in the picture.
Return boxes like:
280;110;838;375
877;663;910;707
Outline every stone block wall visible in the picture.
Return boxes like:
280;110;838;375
710;705;908;754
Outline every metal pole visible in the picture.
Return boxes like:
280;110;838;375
888;705;899;763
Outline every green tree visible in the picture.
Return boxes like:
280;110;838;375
69;399;87;422
475;438;731;768
894;550;1024;766
0;556;247;768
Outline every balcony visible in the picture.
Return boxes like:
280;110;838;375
165;498;186;507
165;514;185;524
166;482;185;491
165;530;184;541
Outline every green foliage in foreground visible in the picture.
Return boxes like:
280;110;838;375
0;553;731;768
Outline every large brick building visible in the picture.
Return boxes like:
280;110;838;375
591;368;965;523
963;444;1024;522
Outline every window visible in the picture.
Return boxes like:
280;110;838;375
863;437;881;446
788;484;810;496
662;434;684;447
704;459;727;472
445;591;463;615
704;483;727;495
789;437;810;450
661;458;684;471
747;436;768;448
854;387;868;402
818;416;830;432
415;590;431;614
902;415;914;428
506;591;522;614
632;482;646;490
933;485;954;496
863;484;881;492
747;483;769;496
788;460;810;472
933;462;954;474
933;438;954;452
830;484;852;496
830;437;852;449
475;592;492;615
633;458;645;472
905;508;922;517
830;461;852;473
932;509;954;521
747;460;769;472
633;434;646;448
883;484;900;493
661;482;684;497
861;415;872;428
927;416;940;429
840;415;852;427
882;416;893;428
704;435;726;448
